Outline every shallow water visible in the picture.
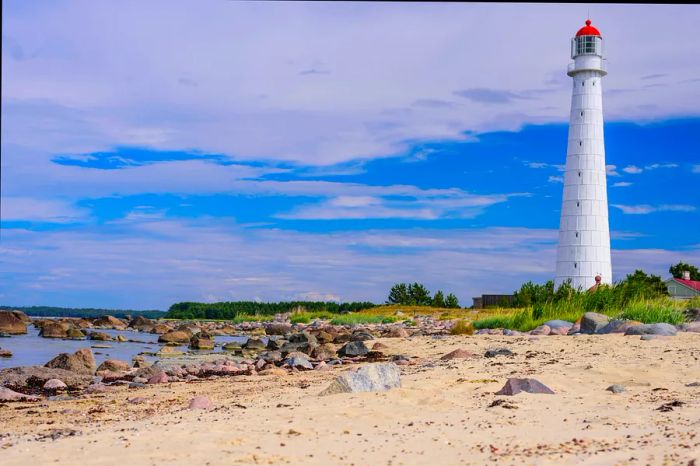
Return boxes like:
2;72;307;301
0;326;250;369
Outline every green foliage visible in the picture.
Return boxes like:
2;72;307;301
513;280;555;307
617;299;687;325
669;261;700;280
290;311;335;324
408;283;431;306
450;320;474;335
329;314;399;325
165;301;375;320
0;306;164;319
445;293;460;308
387;283;410;305
432;290;446;308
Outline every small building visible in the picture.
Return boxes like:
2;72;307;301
665;271;700;299
472;294;515;309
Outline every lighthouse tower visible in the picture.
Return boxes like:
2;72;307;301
555;20;612;290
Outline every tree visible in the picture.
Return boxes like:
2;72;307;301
432;290;446;308
387;283;410;305
669;262;700;280
408;282;431;306
619;269;668;299
445;293;460;309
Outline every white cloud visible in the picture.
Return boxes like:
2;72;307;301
612;181;632;187
548;176;563;183
612;204;696;214
0;197;89;223
606;165;621;177
644;163;678;170
622;165;643;174
692;165;700;173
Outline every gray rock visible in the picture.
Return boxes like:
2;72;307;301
581;312;610;334
0;366;93;391
495;378;555;395
530;324;551;336
289;331;318;346
319;362;401;396
284;355;313;370
544;320;574;330
606;384;625;394
243;338;267;351
338;341;369;357
43;379;68;390
350;330;375;342
45;348;96;375
597;320;642;334
0;386;39;402
484;348;514;358
624;323;677;336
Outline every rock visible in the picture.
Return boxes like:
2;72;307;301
43;379;68;390
289;331;318;346
188;396;213;410
88;331;113;341
685;308;700;321
148;372;169;384
319;362;401;396
580;312;610;334
67;328;86;340
45;348;96;375
385;326;409;338
597;320;643;334
0;366;93;391
190;333;215;350
372;342;388;351
132;356;150;368
284;355;313;370
92;315;127;330
530;324;551;336
116;335;128;342
97;359;130;372
606;384;625;394
0;349;12;358
440;348;474;360
495;378;555;396
350;330;375;342
157;346;184;357
158;330;191;344
484;348;514;358
258;368;287;376
39;321;71;338
0;311;28;335
265;322;293;335
223;341;243;351
85;383;112;393
567;323;581;335
260;350;283;363
151;324;172;335
243;337;267;351
311;343;337;360
128;316;154;330
338;341;369;357
544;320;574;330
640;334;671;341
314;331;335;344
10;310;31;323
683;321;700;333
0;386;39;402
624;323;677;336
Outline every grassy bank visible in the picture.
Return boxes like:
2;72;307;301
472;297;695;332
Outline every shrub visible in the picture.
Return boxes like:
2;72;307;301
450;320;474;335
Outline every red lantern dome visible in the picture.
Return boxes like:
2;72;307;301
576;20;601;37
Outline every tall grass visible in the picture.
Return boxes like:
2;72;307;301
330;314;399;325
472;297;689;331
230;314;275;324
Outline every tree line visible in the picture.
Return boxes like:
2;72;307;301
386;282;460;308
165;301;376;319
0;306;164;319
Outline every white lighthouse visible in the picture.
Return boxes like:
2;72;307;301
555;19;612;290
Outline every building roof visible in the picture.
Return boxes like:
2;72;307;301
671;278;700;293
576;20;601;37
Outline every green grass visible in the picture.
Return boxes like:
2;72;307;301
230;314;275;324
290;310;335;324
472;297;690;332
329;314;399;325
450;320;474;335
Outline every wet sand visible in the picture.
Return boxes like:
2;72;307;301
1;333;699;465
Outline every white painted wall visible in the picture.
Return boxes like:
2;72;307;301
555;41;612;291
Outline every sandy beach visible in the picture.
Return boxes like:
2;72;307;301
2;333;699;465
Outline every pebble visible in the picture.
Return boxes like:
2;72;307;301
606;384;625;394
188;396;213;410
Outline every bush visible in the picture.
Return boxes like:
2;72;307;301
450;320;474;335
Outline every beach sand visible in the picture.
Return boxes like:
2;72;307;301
1;333;699;465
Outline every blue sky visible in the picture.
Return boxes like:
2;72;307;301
1;2;699;309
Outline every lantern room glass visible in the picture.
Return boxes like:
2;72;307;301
571;36;602;58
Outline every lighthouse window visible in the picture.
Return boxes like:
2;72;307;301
579;140;582;146
581;111;584;116
576;232;579;238
576;202;580;207
578;172;581;177
574;263;577;269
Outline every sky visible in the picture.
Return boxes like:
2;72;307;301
1;2;699;310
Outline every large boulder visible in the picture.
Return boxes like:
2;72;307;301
67;328;86;340
190;333;215;350
0;366;93;391
96;359;131;372
158;330;191;344
39;321;71;338
151;324;172;335
0;311;28;334
264;322;293;336
338;341;369;357
319;363;401;396
580;312;610;334
10;310;31;324
129;315;154;330
45;348;96;375
624;323;677;337
311;343;337;360
597;320;643;334
0;386;39;402
88;331;113;341
92;315;127;330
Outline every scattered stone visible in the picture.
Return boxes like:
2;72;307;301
657;400;684;412
640;334;671;341
85;383;112;393
147;372;169;384
338;341;369;357
495;378;555;396
88;331;113;341
66;328;86;340
265;322;293;335
624;323;677;337
43;379;68;390
157;346;184;357
188;396;214;410
284;355;313;370
190;333;215;350
371;342;388;351
0;386;39;402
243;338;267;351
440;348;474;360
685;382;700;387
0;349;12;358
350;330;375;342
488;399;518;409
92;315;127;330
530;324;551;336
116;335;128;342
0;366;93;391
223;341;243;351
258;368;287;376
580;312;610;334
311;343;337;360
597;320;643;334
385;326;409;338
484;348;514;358
45;348;96;375
606;384;625;394
128;382;146;389
39;321;71;338
319;362;401;396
